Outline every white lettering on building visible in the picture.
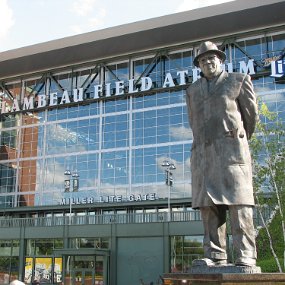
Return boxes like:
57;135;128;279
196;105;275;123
239;59;255;75
4;59;282;115
270;59;285;78
59;193;157;205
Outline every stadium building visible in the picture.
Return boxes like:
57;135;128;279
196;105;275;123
0;0;284;284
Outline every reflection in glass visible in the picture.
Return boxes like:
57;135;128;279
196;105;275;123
0;32;284;208
170;235;203;273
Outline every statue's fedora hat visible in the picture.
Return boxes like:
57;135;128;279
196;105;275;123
193;41;226;67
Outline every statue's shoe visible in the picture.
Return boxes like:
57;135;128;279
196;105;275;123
192;258;227;266
235;257;256;267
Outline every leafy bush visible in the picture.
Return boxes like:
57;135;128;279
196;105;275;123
257;258;284;272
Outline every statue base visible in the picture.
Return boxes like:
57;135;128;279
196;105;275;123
191;261;261;274
163;260;285;284
163;272;285;285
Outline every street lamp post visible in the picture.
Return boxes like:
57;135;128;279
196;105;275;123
64;170;80;223
161;160;176;221
64;170;71;192
72;172;79;192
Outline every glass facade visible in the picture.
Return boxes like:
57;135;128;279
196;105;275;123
0;31;284;209
0;52;193;208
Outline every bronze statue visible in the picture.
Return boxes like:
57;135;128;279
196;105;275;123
186;41;259;266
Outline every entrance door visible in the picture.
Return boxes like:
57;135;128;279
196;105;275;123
64;255;106;285
73;269;94;285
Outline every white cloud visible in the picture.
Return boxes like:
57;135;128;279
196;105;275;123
88;8;106;28
176;0;235;13
0;0;14;40
170;125;193;140
70;4;106;34
70;24;82;35
71;0;98;16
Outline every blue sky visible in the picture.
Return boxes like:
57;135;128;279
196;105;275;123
0;0;235;52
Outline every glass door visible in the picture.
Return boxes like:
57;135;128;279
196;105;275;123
83;270;94;285
95;256;104;284
73;269;94;285
64;255;107;285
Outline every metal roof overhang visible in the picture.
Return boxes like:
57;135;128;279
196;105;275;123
0;0;285;79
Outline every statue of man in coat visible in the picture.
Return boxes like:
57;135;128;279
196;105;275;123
186;41;259;267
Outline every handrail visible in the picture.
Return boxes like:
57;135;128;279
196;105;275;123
0;210;202;228
0;207;270;228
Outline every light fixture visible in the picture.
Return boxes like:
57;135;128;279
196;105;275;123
169;164;176;170
64;170;71;175
161;160;176;221
161;160;170;167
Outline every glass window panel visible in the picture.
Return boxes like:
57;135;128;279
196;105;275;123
0;130;17;161
54;257;62;284
170;236;203;273
276;93;285;111
35;257;52;283
133;55;167;89
12;240;20;256
102;114;128;149
0;195;14;208
133;57;153;80
25;240;35;256
0;240;11;256
35;240;53;255
133;105;189;147
104;62;129;97
45;118;99;155
0;82;21;115
244;38;262;58
168;53;182;71
170;90;185;105
167;50;193;85
0;114;18;129
0;257;19;283
272;33;285;54
18;160;37;196
20;124;41;158
277;110;285;122
10;257;20;280
43;154;98;195
132;144;191;188
47;105;97;122
49;72;72;100
101;151;128;186
74;66;100;99
24;77;46;105
103;98;129;113
80;238;95;248
0;163;16;195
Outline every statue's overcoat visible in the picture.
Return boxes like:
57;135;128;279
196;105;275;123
186;71;258;209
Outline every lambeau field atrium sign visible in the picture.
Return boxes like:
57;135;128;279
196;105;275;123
1;58;284;115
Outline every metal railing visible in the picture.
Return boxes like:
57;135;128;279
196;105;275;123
0;210;202;228
0;207;271;228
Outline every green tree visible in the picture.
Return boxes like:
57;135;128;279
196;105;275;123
250;102;285;272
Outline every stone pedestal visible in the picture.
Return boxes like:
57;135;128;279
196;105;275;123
163;273;285;285
190;263;261;274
